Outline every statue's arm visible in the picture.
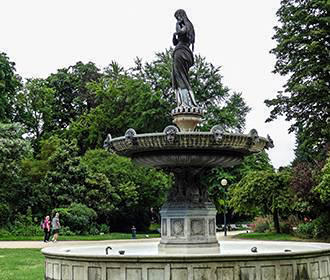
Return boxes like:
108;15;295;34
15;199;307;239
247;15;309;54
173;33;178;46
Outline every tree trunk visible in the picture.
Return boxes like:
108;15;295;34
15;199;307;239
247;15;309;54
273;208;281;234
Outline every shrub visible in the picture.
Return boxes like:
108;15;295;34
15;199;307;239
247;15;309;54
280;223;293;234
296;222;314;238
255;223;270;233
54;203;97;235
296;213;330;239
312;213;330;239
252;216;272;233
0;203;10;226
99;224;110;234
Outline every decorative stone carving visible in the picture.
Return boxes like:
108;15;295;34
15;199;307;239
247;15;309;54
163;125;179;144
103;134;112;149
209;218;215;235
124;128;136;146
265;134;274;149
171;218;184;236
211;125;226;143
248;128;260;146
191;219;205;236
162;219;167;236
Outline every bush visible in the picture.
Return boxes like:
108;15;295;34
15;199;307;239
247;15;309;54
311;213;330;239
252;216;272;233
296;213;330;239
54;203;97;235
99;224;110;234
0;203;10;226
280;223;293;234
296;222;314;238
255;223;270;233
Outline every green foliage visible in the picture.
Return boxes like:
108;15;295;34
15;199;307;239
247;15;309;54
296;213;330;239
229;169;293;233
265;0;330;154
255;223;270;233
0;123;32;222
14;78;55;147
54;203;97;235
80;149;171;231
68;67;169;152
296;222;314;239
0;52;22;122
314;156;330;204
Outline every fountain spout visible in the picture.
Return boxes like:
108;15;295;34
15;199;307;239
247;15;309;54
105;246;112;255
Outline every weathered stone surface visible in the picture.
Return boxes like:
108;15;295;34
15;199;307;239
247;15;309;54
43;245;330;280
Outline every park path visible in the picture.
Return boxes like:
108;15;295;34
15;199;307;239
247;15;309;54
0;231;245;249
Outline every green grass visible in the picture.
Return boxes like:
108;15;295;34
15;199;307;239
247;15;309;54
235;232;304;241
0;232;160;241
0;249;44;280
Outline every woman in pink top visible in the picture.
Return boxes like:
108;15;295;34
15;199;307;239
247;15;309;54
43;215;51;242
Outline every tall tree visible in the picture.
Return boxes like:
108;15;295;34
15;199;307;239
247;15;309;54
265;0;330;157
45;61;102;131
14;78;55;144
0;52;22;122
0;123;31;225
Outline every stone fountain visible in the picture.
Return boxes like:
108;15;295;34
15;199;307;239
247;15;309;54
42;9;330;280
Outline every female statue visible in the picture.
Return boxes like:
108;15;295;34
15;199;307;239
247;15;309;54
172;9;198;108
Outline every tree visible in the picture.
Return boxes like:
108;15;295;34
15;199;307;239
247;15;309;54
132;49;250;132
229;169;293;233
14;78;55;148
45;61;102;131
207;151;274;222
67;64;170;153
314;156;330;205
80;149;171;231
0;123;31;225
265;0;330;157
0;52;22;122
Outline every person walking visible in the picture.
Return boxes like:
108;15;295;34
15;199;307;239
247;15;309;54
51;212;61;242
42;215;51;242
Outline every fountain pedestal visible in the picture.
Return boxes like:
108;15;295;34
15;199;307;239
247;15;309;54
158;166;219;253
159;203;219;254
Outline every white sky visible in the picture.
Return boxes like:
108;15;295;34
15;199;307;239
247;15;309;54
1;0;296;168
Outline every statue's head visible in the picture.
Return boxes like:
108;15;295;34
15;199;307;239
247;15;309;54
174;9;187;21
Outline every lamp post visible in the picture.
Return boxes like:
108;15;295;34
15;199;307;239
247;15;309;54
220;179;228;237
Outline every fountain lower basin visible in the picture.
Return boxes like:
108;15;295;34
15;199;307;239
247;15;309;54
42;240;330;280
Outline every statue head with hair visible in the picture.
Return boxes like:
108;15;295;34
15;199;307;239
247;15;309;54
174;9;195;51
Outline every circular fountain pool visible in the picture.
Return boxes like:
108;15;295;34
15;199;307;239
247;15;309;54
43;240;330;280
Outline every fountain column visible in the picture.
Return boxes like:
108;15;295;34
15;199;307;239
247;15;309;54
158;106;219;253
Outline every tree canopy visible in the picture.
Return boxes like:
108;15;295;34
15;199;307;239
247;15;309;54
0;52;22;122
265;0;330;156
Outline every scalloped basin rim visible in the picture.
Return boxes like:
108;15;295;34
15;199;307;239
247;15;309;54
42;240;330;259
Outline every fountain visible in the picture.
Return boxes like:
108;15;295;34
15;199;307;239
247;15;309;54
42;9;330;280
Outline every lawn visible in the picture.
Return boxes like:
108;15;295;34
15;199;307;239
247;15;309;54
0;232;160;241
0;249;44;280
235;232;304;241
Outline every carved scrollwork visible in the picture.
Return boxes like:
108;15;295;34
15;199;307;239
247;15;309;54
211;125;225;143
125;128;137;146
265;134;274;149
248;128;260;146
103;134;113;150
163;125;179;144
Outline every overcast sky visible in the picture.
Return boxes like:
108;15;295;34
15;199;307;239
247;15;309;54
1;0;296;168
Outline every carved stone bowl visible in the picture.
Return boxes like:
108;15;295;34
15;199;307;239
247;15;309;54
105;127;272;168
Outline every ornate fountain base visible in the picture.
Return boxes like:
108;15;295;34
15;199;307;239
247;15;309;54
159;202;219;254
